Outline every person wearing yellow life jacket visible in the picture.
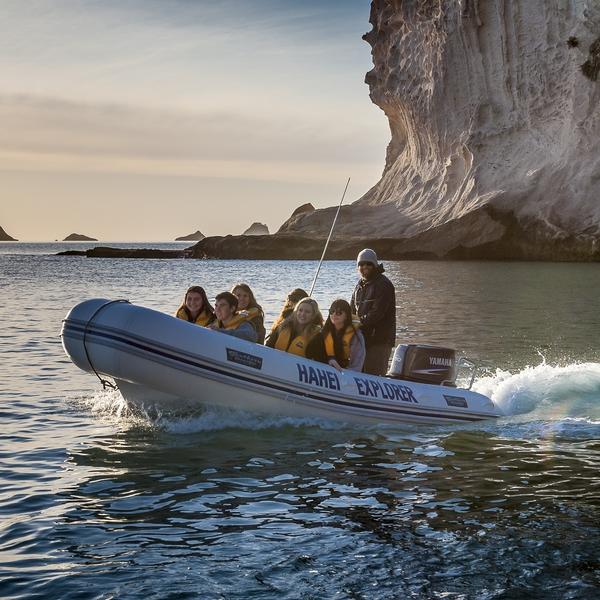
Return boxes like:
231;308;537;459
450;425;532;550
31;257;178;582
319;299;365;372
230;283;266;343
208;291;257;342
175;286;215;326
266;288;309;342
265;297;324;360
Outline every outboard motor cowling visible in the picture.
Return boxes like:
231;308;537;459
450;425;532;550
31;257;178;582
387;344;457;386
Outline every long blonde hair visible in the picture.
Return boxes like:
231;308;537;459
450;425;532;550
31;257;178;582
281;297;323;336
270;288;309;334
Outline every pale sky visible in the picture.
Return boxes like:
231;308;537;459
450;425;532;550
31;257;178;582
0;0;388;241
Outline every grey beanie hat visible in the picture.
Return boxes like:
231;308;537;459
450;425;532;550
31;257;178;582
357;248;378;266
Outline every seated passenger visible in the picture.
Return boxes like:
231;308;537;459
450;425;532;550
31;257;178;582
266;288;309;342
320;299;365;372
230;283;266;343
209;292;257;342
265;297;324;360
175;286;215;326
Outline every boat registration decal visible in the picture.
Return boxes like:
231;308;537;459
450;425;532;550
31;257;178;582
297;364;341;391
353;377;418;403
444;395;468;408
226;348;263;370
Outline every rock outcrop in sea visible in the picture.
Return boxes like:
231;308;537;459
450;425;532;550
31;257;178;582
57;247;186;258
64;233;98;242
279;1;600;260
0;226;17;241
242;222;270;236
175;230;205;241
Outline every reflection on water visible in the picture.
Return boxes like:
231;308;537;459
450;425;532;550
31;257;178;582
5;425;598;598
2;248;600;597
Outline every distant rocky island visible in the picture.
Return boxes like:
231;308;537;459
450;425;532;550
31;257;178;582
57;246;186;259
64;233;98;241
0;226;17;241
242;222;269;236
175;230;205;241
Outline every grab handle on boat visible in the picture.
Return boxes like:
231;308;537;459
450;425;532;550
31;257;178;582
82;299;130;390
459;357;478;390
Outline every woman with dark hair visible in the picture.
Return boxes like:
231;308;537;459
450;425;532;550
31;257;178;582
320;299;365;372
230;283;266;343
267;288;309;341
175;286;215;326
265;297;324;360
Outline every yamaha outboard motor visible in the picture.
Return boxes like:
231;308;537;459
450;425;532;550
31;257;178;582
387;344;457;386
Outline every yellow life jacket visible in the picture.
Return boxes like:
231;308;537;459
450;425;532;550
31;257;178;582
176;306;214;326
324;326;355;366
218;307;261;330
275;324;320;357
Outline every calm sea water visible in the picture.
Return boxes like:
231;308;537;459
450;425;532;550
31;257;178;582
1;243;599;599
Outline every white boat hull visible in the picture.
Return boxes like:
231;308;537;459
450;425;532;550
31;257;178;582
61;299;503;425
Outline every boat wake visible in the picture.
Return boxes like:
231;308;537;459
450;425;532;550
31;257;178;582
472;360;600;420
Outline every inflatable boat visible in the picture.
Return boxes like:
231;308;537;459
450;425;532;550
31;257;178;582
61;299;502;425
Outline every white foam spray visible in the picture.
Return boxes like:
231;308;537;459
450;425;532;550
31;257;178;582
472;361;600;421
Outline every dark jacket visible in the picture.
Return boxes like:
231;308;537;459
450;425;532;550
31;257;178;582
351;270;396;347
303;331;328;364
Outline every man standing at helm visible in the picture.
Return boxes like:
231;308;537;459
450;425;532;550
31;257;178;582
351;249;396;376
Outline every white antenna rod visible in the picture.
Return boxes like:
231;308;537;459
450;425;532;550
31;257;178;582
309;177;350;297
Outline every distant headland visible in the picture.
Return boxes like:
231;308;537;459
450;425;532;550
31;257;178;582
54;205;600;261
0;226;17;241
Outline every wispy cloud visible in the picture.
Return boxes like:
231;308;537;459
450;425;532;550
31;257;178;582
0;93;383;183
1;1;373;107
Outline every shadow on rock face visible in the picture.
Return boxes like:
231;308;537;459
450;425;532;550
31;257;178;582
581;37;600;81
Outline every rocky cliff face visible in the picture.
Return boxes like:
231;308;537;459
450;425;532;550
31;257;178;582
280;0;600;258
